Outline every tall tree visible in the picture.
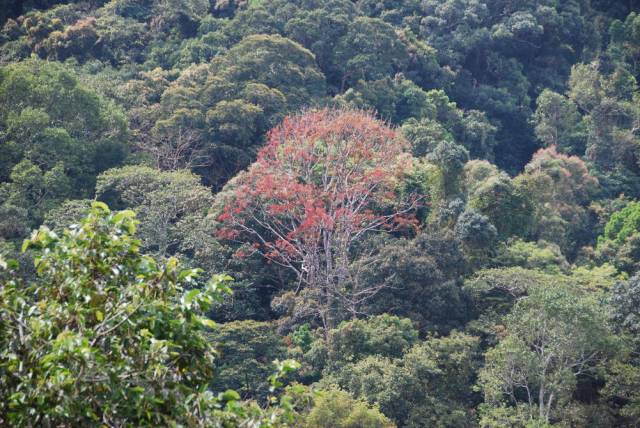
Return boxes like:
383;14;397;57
144;34;326;187
217;109;417;334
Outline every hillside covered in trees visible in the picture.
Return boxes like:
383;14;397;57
2;0;640;426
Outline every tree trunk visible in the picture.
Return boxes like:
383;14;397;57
539;384;545;422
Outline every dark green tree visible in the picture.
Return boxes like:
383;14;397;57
209;320;286;401
353;232;468;334
0;60;128;238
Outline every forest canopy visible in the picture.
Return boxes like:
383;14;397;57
2;0;640;426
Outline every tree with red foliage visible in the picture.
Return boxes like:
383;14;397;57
217;108;417;333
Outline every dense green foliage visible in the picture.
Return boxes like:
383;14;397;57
3;0;640;426
0;203;298;426
0;60;127;238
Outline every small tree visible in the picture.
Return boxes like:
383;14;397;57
303;388;394;428
95;165;214;258
479;283;613;425
217;108;417;333
533;89;584;154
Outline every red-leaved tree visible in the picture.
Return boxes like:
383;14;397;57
217;108;417;332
